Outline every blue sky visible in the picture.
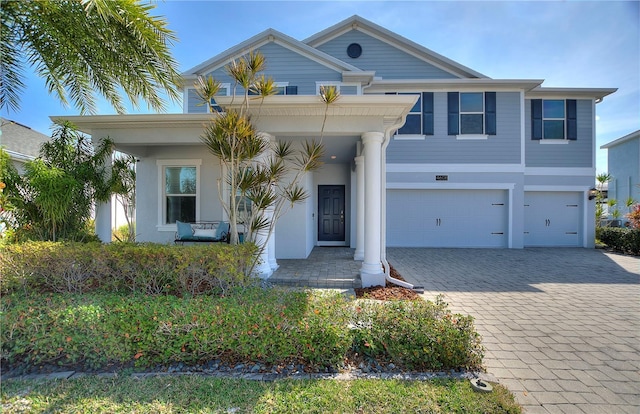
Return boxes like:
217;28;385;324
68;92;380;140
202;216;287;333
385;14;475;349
1;0;638;173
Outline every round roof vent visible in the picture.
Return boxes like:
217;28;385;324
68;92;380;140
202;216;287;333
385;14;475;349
347;43;362;58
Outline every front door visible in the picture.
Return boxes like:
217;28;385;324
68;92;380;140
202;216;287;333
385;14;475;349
318;185;345;243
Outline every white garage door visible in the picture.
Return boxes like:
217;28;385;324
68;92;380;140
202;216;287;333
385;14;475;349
524;192;581;247
387;189;508;247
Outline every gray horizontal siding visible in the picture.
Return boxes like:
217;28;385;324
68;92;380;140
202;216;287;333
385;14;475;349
204;42;341;95
386;92;522;164
316;30;458;80
187;88;207;113
525;100;593;167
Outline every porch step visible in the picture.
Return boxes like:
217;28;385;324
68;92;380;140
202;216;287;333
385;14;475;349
268;276;361;289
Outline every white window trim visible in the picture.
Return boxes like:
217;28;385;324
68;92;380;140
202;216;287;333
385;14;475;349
539;140;569;145
208;83;231;113
541;99;567;140
315;81;362;95
156;159;202;231
274;82;289;95
459;92;485;135
394;134;425;140
456;134;488;140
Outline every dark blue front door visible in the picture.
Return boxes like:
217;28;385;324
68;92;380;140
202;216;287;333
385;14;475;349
318;185;345;242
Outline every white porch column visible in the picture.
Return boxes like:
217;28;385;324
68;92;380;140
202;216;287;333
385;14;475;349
267;204;278;270
253;132;275;279
95;145;113;243
95;201;112;243
360;132;385;287
354;155;365;261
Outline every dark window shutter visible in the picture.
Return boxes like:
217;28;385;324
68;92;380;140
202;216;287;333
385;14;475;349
285;86;298;95
531;99;543;140
566;99;577;140
485;92;496;135
422;92;434;135
448;92;459;135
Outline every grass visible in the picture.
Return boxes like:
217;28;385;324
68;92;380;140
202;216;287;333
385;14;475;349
1;375;521;413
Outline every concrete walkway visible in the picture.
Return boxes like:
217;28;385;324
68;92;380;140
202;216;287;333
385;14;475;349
388;248;640;414
271;247;361;289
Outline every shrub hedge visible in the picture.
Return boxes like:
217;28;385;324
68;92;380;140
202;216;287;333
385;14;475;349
0;242;484;373
0;290;484;373
0;242;258;296
596;227;640;255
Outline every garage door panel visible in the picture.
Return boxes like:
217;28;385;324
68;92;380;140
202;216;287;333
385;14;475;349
387;189;507;248
524;192;581;247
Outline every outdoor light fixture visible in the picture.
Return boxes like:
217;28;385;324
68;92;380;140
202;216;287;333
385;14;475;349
588;188;598;200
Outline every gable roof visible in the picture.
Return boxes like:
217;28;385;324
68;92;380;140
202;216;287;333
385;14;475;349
303;15;487;79
600;129;640;149
182;28;363;81
1;117;49;160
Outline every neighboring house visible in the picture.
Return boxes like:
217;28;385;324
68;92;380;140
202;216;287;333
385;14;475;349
1;118;50;174
55;16;616;286
601;130;640;224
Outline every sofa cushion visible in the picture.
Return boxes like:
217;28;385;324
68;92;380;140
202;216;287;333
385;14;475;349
215;222;229;239
176;221;194;239
193;228;216;238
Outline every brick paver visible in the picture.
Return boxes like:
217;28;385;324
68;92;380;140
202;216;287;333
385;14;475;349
389;248;640;414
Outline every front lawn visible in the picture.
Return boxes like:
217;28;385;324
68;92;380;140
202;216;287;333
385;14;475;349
1;375;522;413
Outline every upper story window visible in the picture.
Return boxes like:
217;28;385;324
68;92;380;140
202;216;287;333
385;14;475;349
248;82;298;96
316;82;361;95
531;99;577;141
448;92;496;138
389;92;433;139
209;83;230;113
157;160;201;227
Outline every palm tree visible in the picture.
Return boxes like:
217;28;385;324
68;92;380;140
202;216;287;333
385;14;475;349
1;0;181;114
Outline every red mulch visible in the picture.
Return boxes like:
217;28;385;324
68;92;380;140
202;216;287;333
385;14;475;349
354;264;420;301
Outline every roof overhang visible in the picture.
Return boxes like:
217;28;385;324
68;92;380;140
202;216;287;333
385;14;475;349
526;87;617;102
214;94;417;118
600;129;640;149
365;78;544;93
51;94;418;144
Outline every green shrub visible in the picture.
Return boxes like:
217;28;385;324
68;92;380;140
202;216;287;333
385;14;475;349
596;227;640;255
0;289;352;370
0;242;258;296
351;296;483;371
1;291;483;373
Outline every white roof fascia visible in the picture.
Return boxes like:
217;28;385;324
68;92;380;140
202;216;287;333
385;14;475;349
182;28;363;80
5;149;35;163
50;114;214;134
214;94;418;118
600;129;640;149
304;15;488;79
342;71;376;83
52;95;418;135
526;87;617;101
365;78;544;93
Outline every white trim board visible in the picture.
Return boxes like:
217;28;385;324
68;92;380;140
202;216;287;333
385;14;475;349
387;182;515;190
387;163;524;173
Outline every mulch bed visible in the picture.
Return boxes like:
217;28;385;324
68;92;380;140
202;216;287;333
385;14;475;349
354;264;420;301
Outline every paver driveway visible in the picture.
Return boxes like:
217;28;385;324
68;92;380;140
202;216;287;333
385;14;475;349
388;248;639;414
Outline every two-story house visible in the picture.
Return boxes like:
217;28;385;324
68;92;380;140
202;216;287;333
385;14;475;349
57;16;616;287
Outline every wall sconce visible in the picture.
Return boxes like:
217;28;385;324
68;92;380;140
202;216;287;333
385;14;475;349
588;188;598;200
